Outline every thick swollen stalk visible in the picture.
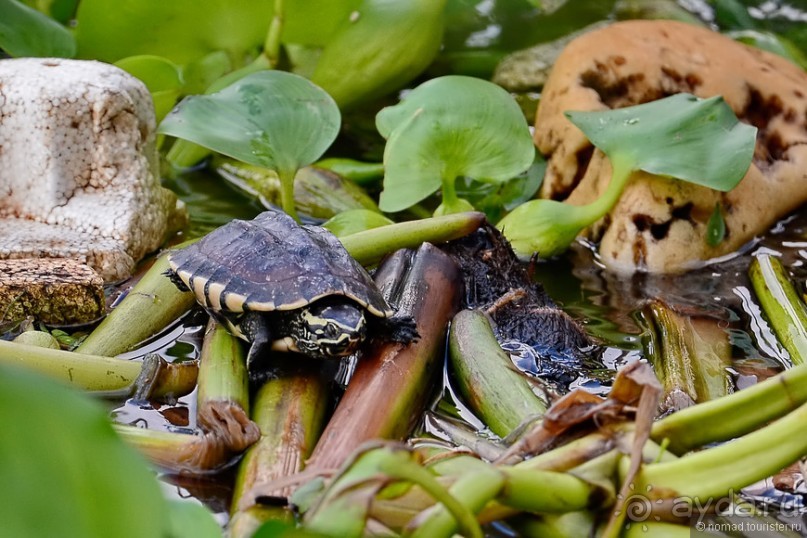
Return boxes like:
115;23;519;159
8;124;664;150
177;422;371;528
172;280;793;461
0;339;195;397
196;320;249;411
642;301;731;411
638;400;807;500
115;421;256;472
651;362;807;454
497;466;600;514
304;445;482;538
407;467;502;538
76;247;197;357
749;254;807;365
498;158;633;259
510;512;595;538
305;244;461;471
313;158;385;185
369;450;613;533
448;309;547;437
194;320;260;471
230;360;330;513
339;211;484;266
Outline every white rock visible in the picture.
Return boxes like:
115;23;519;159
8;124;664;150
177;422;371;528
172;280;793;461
0;58;184;281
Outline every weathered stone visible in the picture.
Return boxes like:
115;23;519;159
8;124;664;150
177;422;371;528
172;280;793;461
0;58;185;281
534;20;807;273
0;258;105;325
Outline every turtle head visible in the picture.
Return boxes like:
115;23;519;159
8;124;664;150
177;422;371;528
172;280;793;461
293;300;367;359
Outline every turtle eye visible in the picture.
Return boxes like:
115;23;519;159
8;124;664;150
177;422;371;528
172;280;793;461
324;324;340;339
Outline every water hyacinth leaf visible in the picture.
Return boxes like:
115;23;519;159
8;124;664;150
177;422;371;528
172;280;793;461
0;0;76;57
75;0;273;64
159;71;341;178
165;500;222;538
0;363;169;538
376;75;535;213
565;93;757;191
19;0;78;24
283;0;360;47
311;0;447;110
115;55;183;122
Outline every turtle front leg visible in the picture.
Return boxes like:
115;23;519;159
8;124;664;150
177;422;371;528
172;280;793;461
374;315;420;345
239;312;273;368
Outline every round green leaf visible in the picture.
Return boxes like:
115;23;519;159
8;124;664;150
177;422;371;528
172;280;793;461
0;0;76;57
165;500;222;538
565;93;757;192
115;55;183;122
310;0;447;109
376;75;535;213
75;0;272;64
0;363;168;538
158;71;341;176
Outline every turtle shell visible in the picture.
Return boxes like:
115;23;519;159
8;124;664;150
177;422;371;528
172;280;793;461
168;211;393;318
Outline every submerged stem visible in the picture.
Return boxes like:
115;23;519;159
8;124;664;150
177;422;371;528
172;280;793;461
749;254;807;365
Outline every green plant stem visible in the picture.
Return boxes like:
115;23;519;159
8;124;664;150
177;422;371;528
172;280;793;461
194;320;259;467
76;247;197;357
407;467;501;538
165;140;212;170
497;157;633;259
642;301;731;410
313;158;385;185
749;254;807;365
231;360;330;512
448;309;548;437
115;421;256;472
651;361;807;454
579;157;633;223
263;0;284;68
440;171;459;208
277;167;300;222
339;211;484;266
509;512;595;538
513;430;616;472
196;320;249;411
638;400;807;500
0;339;194;397
497;467;600;513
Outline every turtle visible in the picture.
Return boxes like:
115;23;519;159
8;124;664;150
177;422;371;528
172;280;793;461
165;210;418;366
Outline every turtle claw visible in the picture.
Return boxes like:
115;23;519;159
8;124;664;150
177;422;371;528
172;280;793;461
382;315;420;345
241;312;273;369
163;268;190;292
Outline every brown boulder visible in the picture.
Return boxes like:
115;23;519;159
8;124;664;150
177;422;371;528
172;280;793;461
535;20;807;272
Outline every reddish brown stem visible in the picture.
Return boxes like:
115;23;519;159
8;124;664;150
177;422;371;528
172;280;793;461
306;243;461;471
